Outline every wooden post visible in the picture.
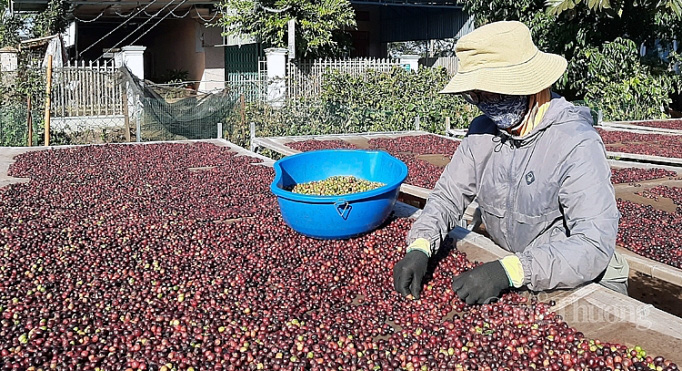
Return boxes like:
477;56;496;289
44;55;53;147
122;91;131;142
27;96;32;146
240;94;246;127
445;116;451;136
249;122;256;152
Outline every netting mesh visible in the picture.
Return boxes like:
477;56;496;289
121;67;240;141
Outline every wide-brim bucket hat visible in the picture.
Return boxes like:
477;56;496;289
440;21;567;95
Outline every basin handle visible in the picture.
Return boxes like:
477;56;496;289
334;200;351;220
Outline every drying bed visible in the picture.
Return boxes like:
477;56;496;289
602;120;682;132
596;128;682;160
275;135;682;273
612;168;682;269
1;142;679;370
284;134;459;189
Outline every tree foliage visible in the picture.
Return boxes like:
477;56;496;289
321;67;478;132
461;0;682;120
0;13;24;48
29;0;70;39
219;0;356;59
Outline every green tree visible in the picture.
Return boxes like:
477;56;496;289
30;0;70;38
219;0;356;59
460;0;682;120
0;8;24;47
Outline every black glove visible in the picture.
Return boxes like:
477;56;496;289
452;260;510;305
393;250;429;300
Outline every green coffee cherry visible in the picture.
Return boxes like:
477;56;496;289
286;176;385;196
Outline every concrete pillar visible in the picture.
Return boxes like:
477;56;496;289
265;47;288;107
121;45;147;81
0;47;18;72
400;54;420;73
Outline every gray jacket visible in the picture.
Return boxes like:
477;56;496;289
407;96;620;291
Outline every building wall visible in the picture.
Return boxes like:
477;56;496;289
142;19;203;84
77;18;226;90
351;5;385;58
200;26;227;92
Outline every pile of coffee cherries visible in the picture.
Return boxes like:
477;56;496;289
0;142;677;370
610;168;678;185
366;135;460;157
616;199;682;268
287;140;358;152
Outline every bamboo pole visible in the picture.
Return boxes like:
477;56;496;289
44;55;53;147
27;96;32;147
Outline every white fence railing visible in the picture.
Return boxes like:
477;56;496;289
420;56;458;75
287;57;400;99
51;60;123;117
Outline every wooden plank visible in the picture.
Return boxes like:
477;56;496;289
399;183;430;199
601;121;682;136
608;158;682;172
557;286;682;363
607;150;682;166
617;247;682;287
446;128;468;137
252;137;299;156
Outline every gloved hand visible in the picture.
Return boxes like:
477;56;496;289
452;260;510;305
393;250;429;299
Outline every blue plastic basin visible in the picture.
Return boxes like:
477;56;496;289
271;149;408;239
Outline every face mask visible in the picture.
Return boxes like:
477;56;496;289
477;95;529;129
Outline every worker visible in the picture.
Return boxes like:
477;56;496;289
393;20;629;305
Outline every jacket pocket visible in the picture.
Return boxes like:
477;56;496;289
478;203;508;249
509;211;564;252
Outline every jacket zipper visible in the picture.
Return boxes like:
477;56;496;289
504;142;516;249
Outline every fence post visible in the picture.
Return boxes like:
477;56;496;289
135;99;142;143
44;55;53;147
414;115;420;131
445;116;451;136
249;121;256;152
217;123;223;139
27;96;32;146
121;46;147;81
265;48;288;107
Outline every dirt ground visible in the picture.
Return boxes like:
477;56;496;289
343;137;370;149
628;271;682;318
613;175;682;214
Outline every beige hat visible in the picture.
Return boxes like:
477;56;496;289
440;21;567;95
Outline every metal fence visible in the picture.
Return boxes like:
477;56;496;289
0;103;42;147
287;57;400;99
1;60;43;147
225;71;267;102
